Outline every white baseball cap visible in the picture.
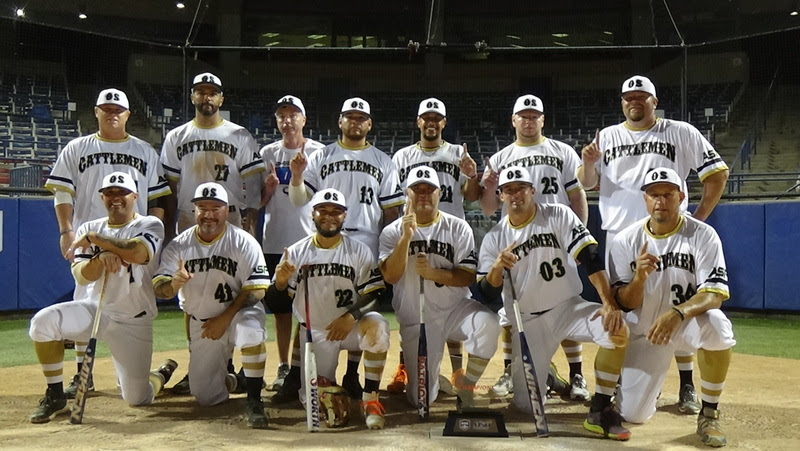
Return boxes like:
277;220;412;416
641;167;683;191
512;94;544;115
96;89;129;110
192;182;229;204
406;165;441;188
621;75;657;98
275;95;306;116
192;72;223;91
341;97;371;117
498;166;534;188
311;188;347;210
99;171;137;194
417;97;446;117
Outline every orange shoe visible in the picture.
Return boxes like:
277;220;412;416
450;368;468;391
387;364;407;394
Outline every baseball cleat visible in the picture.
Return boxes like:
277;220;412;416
361;391;386;430
386;364;407;394
65;372;93;400
30;388;68;424
697;407;727;447
546;361;570;397
491;364;513;397
245;397;269;429
438;374;456;396
271;363;290;391
171;373;191;395
584;406;632;441
570;374;591;401
270;367;300;405
679;384;702;414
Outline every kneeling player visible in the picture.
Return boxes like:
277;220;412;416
269;188;390;429
153;182;270;429
29;172;176;423
380;166;499;410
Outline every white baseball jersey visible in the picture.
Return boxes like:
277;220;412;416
45;133;170;230
487;137;583;211
260;138;325;254
379;211;477;324
160;120;266;212
279;234;384;331
608;214;730;336
304;141;405;247
478;204;597;313
392;142;469;219
73;214;164;322
154;224;269;320
592;118;729;233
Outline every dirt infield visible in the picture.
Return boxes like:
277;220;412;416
2;331;799;450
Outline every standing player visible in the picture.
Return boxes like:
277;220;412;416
478;166;631;441
578;75;730;413
479;95;589;401
287;97;404;399
160;72;265;239
270;188;391;429
387;98;481;396
153;182;270;429
44;88;171;398
29;172;176;423
380;166;499;409
160;73;266;393
609;167;734;447
260;95;325;394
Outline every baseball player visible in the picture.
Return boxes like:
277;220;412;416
152;182;270;429
286;97;404;399
44;88;171;399
260;95;325;395
608;167;735;447
380;166;499;409
269;188;390;429
387;98;481;396
29;172;177;423
578;75;730;414
478;166;631;441
160;72;266;239
479;95;589;401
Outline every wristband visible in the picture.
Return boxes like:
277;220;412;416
672;307;685;321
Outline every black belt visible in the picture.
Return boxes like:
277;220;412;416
191;315;210;322
524;308;553;317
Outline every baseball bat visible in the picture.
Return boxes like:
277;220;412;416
417;275;429;421
303;266;320;432
505;268;549;437
70;271;108;425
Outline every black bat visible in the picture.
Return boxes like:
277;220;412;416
417;275;429;421
70;272;107;424
505;269;549;437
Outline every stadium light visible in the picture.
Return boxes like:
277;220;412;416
15;8;25;17
176;2;185;8
78;12;87;19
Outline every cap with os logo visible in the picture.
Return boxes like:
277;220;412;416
311;188;347;210
192;182;229;204
498;166;534;187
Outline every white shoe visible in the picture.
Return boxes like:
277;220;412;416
491;364;513;397
360;391;385;430
271;363;290;391
570;374;590;401
438;374;456;396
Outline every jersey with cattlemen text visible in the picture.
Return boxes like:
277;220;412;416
487;137;583;211
160;120;265;212
379;211;477;324
279;234;384;331
73;214;164;321
478;204;596;313
154;224;269;320
592;118;728;233
392;142;468;219
260;138;325;254
304;141;405;239
45;133;170;230
608;214;730;336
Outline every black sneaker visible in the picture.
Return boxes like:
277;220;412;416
270;369;300;405
342;371;364;400
64;373;93;400
246;397;269;429
171;373;191;395
30;388;68;424
583;406;632;441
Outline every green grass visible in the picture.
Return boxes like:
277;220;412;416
0;311;795;368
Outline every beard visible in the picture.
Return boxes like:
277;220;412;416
196;103;218;117
315;221;343;238
421;130;439;142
